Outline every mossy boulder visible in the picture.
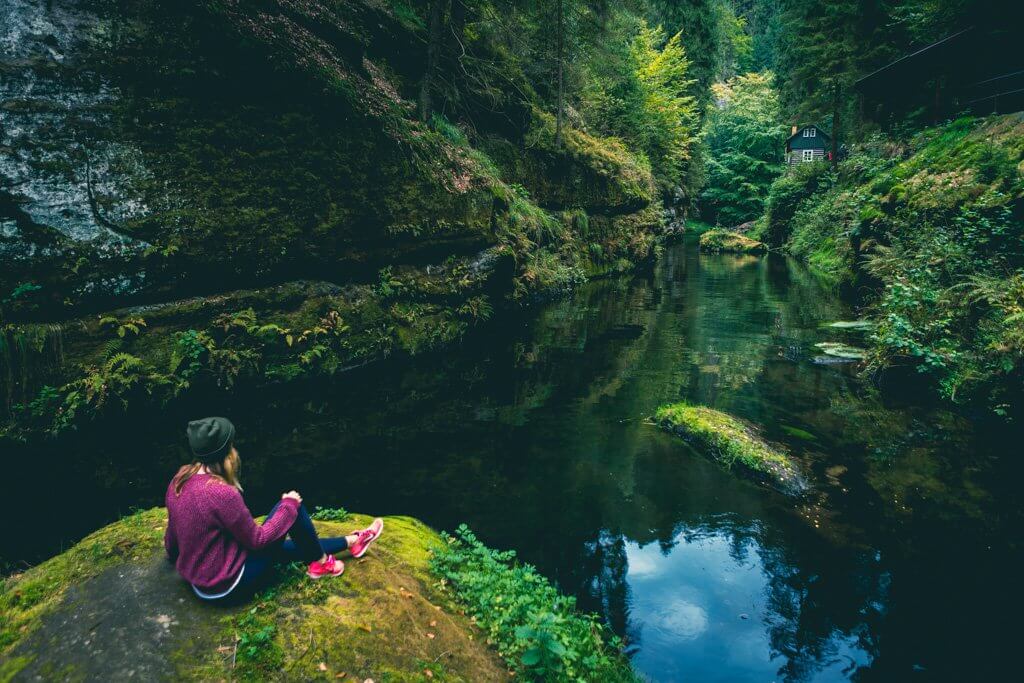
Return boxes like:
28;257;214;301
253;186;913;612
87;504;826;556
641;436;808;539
0;509;508;682
655;402;809;497
698;229;768;254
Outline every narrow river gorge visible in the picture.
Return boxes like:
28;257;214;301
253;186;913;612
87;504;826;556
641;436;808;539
5;238;1022;681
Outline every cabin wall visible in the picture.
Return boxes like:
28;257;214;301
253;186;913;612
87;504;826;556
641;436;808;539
786;149;826;165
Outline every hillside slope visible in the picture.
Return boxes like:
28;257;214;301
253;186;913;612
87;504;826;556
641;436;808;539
0;0;662;436
759;115;1024;413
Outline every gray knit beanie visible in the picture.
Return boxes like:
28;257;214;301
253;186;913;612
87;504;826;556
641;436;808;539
187;417;236;463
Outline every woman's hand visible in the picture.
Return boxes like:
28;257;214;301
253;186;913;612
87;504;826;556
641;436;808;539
282;490;302;503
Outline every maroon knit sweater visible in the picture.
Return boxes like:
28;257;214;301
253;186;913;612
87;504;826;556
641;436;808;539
164;473;299;592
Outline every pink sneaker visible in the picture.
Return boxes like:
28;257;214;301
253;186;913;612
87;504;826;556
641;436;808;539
307;554;344;579
348;518;384;558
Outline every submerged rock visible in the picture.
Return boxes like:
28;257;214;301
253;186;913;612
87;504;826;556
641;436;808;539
655;402;809;497
0;509;507;681
698;229;768;254
824;320;875;331
814;342;867;360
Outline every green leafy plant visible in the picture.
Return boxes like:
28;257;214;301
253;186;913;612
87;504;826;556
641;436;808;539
98;316;148;339
2;282;42;304
310;506;350;522
377;267;405;298
430;525;637;682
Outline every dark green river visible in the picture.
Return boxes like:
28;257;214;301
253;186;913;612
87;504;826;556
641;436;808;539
6;238;1023;681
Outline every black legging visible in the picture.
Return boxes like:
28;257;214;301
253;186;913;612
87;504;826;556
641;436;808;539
200;502;347;603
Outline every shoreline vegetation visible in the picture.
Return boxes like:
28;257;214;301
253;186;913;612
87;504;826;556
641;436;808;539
0;510;636;682
751;114;1024;416
655;402;809;497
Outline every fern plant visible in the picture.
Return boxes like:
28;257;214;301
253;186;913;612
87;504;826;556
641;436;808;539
98;316;147;339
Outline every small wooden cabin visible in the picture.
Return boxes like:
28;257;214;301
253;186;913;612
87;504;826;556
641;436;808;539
785;124;831;165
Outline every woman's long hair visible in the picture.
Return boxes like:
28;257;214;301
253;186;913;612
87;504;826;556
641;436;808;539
172;447;242;494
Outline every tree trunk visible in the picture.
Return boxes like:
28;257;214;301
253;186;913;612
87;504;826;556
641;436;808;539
831;83;840;168
419;0;445;122
555;0;564;148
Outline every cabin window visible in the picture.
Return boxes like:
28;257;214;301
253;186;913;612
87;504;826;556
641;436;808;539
802;150;814;162
803;128;816;137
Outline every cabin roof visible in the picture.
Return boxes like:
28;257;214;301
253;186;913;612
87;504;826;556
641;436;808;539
785;124;831;144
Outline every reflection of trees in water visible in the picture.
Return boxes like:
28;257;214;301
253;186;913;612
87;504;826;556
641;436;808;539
580;531;634;648
590;514;889;682
756;536;887;681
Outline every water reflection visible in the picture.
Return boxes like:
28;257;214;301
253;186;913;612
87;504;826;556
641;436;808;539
4;239;1022;680
622;525;878;682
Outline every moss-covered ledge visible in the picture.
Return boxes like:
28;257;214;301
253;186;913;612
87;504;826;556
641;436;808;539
0;510;507;682
1;509;637;682
655;403;809;497
698;229;768;254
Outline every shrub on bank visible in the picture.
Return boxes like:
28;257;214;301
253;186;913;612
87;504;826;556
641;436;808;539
430;525;638;682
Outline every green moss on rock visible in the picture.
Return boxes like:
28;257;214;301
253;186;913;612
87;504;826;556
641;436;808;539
655;402;808;496
0;510;508;682
698;229;768;254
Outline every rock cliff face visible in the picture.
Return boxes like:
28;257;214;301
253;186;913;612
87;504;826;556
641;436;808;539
0;0;662;434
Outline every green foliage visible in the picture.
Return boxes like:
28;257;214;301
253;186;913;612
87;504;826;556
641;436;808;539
2;282;42;304
578;19;698;197
722;6;752;75
631;27;699;194
430;525;637;682
310;506;350;522
756;160;832;246
99;316;147;339
169;329;211;381
700;71;787;225
762;114;1024;414
647;0;725;105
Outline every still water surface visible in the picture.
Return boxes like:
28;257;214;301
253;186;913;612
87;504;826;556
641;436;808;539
6;239;1023;681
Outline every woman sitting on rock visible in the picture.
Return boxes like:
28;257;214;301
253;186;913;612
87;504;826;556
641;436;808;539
164;416;383;602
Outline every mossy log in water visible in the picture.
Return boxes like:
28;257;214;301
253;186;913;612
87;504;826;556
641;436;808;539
698;229;768;254
0;510;505;681
655;402;808;497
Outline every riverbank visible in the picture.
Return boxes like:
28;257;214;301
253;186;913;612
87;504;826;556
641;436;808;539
754;114;1024;415
0;509;633;681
